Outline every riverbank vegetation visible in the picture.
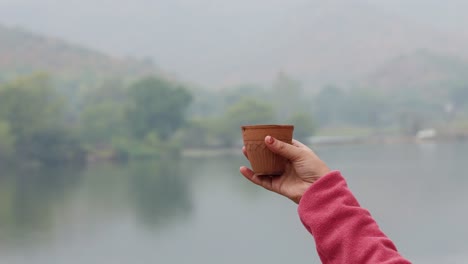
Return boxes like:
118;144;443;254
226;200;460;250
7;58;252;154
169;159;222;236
1;70;467;166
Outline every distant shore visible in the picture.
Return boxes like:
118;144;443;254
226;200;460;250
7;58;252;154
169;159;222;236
182;132;468;158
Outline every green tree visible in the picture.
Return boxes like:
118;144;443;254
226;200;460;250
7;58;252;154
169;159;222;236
0;73;65;140
181;118;217;148
79;78;128;108
127;76;192;140
216;98;275;147
80;101;127;146
0;121;15;160
287;112;317;143
17;128;85;166
341;88;387;127
314;85;346;125
0;73;84;165
111;132;182;161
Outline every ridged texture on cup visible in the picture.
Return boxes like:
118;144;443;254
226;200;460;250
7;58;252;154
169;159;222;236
242;125;294;176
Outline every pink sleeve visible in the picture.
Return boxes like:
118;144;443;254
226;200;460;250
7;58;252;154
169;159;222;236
298;171;411;264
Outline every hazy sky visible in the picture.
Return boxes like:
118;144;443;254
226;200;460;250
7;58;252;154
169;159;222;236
0;0;467;86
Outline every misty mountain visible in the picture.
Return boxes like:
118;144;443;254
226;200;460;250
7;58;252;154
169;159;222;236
0;24;159;82
1;1;467;89
365;50;468;92
231;1;468;89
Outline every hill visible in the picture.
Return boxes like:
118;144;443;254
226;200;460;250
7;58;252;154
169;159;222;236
2;1;468;91
2;1;468;88
237;1;468;89
363;50;468;94
0;24;159;82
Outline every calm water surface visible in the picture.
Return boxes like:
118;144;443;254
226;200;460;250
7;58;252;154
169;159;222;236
0;142;467;264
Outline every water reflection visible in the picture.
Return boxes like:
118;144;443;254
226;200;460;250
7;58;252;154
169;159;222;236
1;143;467;263
0;165;84;245
181;154;264;200
127;159;193;229
0;157;194;249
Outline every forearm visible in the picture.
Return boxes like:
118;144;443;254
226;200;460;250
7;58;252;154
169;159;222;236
298;171;411;264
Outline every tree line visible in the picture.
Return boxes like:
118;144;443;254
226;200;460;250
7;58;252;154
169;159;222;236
0;73;193;165
1;72;467;166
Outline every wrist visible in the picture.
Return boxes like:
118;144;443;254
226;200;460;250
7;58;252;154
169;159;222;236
291;181;314;204
292;169;330;204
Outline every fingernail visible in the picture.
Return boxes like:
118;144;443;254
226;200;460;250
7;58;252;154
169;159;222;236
266;136;274;144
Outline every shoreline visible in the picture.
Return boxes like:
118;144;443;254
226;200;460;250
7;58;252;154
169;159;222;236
182;133;468;157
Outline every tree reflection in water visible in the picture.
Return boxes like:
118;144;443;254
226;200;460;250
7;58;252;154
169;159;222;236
127;159;193;229
0;158;194;247
0;165;84;245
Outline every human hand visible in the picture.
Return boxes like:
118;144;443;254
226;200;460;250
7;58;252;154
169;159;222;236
240;136;331;204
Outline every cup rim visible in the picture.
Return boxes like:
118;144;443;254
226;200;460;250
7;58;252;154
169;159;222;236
241;124;294;130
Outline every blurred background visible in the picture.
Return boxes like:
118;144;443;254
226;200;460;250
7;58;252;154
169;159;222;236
0;0;467;263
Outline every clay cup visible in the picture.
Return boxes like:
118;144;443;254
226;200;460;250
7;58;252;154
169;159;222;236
241;125;294;176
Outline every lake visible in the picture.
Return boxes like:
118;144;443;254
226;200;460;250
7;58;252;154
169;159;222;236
0;142;467;264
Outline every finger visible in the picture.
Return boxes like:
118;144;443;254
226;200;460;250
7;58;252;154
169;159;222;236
292;139;309;149
240;166;273;190
293;139;321;158
265;136;303;161
242;146;249;159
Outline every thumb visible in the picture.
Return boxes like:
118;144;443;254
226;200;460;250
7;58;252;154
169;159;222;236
265;136;302;161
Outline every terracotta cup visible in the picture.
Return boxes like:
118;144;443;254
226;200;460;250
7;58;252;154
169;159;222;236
241;125;294;176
